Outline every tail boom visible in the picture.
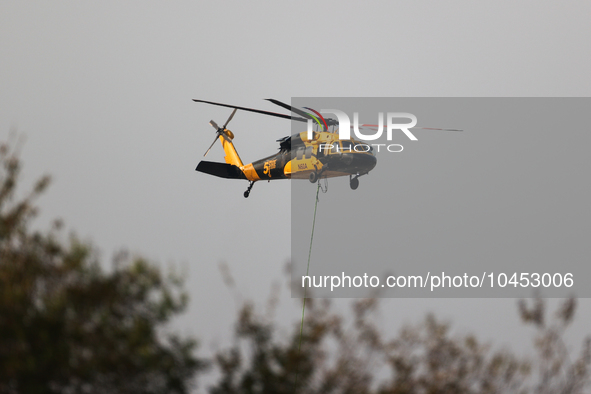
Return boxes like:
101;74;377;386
220;134;243;167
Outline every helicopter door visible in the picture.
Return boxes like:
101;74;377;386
296;147;304;160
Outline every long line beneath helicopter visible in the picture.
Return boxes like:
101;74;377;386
295;180;322;390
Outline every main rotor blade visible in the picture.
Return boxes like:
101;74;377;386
203;133;220;157
266;99;342;127
265;99;314;120
193;99;308;123
413;127;463;132
223;108;237;129
359;124;463;132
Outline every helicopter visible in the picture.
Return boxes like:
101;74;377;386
193;98;382;198
193;99;459;198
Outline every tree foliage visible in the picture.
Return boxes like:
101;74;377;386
518;298;591;394
210;269;591;394
0;139;207;393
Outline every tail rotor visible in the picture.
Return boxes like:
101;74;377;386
203;108;237;157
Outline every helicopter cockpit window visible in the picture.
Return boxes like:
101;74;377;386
296;147;304;160
331;142;339;154
352;141;374;155
340;140;353;151
304;146;313;159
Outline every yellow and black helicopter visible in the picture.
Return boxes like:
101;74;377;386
194;99;381;198
194;99;460;198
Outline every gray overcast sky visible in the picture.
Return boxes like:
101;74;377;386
1;0;590;385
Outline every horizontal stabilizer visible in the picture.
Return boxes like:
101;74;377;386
196;161;246;180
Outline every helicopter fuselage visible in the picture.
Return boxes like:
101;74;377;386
205;130;376;180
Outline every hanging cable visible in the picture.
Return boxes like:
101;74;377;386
294;180;321;391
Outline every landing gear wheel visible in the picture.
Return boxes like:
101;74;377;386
350;176;359;190
309;171;318;183
244;191;250;198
